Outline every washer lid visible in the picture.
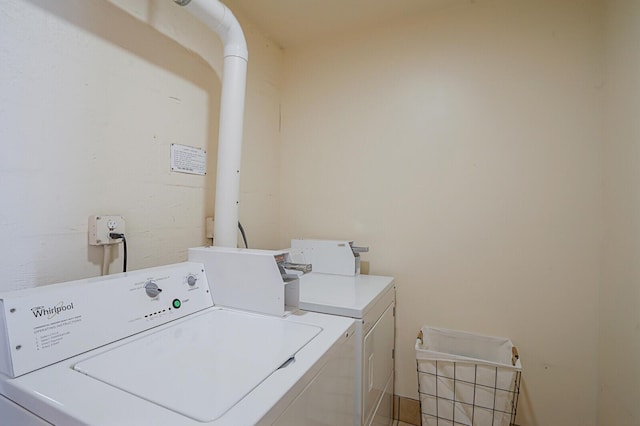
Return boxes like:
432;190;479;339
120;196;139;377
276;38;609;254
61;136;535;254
73;309;320;422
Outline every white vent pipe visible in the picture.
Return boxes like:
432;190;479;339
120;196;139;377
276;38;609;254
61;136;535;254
174;0;248;247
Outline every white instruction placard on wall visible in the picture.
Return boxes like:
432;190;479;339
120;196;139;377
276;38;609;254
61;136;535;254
170;144;207;175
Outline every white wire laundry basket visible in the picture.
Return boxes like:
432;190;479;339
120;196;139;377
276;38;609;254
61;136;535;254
415;326;522;426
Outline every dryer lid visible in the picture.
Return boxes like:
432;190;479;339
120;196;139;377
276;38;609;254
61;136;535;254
73;309;320;422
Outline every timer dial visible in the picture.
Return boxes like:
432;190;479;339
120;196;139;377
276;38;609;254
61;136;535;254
144;281;163;298
186;275;197;286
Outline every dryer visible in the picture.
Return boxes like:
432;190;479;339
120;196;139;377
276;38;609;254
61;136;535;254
0;262;355;425
297;272;396;426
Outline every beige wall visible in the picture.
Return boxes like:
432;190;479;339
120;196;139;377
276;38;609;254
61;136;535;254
0;0;282;290
280;1;603;425
235;14;284;249
600;0;640;424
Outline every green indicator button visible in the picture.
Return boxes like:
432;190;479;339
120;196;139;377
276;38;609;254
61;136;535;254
172;299;182;309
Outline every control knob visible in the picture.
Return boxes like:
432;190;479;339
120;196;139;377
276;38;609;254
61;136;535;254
186;274;197;286
144;281;163;298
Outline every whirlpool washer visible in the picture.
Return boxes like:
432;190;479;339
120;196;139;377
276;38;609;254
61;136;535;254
0;262;355;425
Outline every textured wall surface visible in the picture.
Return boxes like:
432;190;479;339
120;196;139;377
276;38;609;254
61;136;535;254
600;0;640;424
280;1;603;424
0;0;282;290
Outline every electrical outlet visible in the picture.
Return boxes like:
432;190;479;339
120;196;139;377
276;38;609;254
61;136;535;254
89;215;126;245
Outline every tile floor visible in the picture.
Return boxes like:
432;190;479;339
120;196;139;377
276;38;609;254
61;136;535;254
393;421;415;426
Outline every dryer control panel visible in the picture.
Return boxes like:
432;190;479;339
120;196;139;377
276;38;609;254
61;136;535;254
0;262;213;378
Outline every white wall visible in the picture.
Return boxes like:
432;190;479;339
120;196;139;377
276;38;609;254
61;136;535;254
280;1;603;425
599;0;640;424
0;0;282;291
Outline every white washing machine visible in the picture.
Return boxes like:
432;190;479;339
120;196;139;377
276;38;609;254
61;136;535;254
0;262;355;425
297;273;396;426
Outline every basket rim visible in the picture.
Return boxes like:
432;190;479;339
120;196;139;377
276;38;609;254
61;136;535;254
416;339;523;370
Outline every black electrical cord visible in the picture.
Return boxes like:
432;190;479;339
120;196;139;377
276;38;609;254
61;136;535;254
238;221;248;248
109;233;127;272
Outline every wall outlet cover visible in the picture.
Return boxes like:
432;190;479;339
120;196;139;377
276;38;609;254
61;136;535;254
89;215;125;245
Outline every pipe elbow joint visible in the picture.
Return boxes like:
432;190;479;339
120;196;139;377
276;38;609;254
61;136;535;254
175;0;248;61
218;8;248;60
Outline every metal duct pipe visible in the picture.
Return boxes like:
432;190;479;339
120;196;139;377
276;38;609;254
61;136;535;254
174;0;248;247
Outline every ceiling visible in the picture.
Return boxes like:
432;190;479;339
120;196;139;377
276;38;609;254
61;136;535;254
223;0;470;49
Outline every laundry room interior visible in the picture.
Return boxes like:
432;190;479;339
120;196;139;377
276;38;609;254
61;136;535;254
1;0;639;425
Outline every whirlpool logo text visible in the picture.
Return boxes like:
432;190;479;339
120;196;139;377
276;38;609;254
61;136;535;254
31;302;75;319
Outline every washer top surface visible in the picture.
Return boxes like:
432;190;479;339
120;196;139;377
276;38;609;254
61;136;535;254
298;273;395;318
72;308;320;422
0;307;355;425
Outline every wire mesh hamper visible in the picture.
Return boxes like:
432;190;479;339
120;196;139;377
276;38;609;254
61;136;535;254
415;327;521;426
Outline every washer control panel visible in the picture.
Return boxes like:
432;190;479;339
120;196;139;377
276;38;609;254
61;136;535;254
0;262;213;378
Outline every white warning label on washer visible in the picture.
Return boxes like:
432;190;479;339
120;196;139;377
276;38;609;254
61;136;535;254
170;144;207;175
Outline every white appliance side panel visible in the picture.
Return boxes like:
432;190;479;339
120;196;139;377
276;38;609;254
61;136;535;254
188;247;286;316
0;300;12;376
360;286;395;337
291;239;356;276
367;373;393;426
73;309;321;422
270;331;356;426
362;304;395;425
0;393;51;425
